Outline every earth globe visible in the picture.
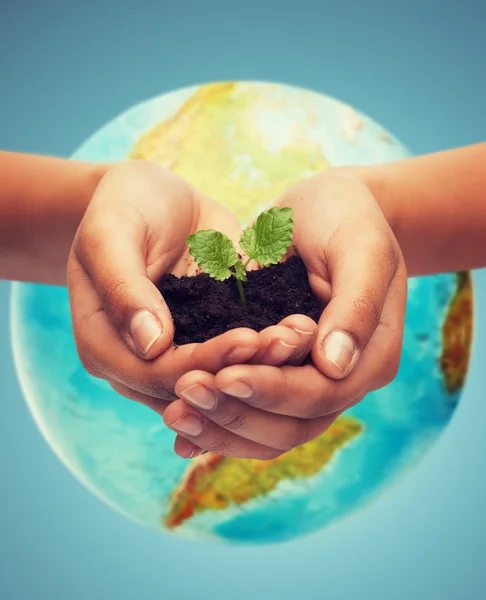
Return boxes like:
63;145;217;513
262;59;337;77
11;82;473;544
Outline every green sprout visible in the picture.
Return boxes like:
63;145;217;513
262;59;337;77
186;207;294;304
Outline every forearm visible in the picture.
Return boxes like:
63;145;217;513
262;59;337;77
350;143;486;276
0;152;108;285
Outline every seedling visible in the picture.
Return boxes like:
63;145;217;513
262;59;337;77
187;207;294;304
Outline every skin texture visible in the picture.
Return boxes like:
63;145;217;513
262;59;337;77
0;151;107;285
67;161;316;421
166;172;407;458
1;145;486;460
166;143;486;459
351;142;486;276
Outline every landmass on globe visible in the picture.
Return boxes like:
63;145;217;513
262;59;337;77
164;416;363;529
130;81;330;224
440;271;473;393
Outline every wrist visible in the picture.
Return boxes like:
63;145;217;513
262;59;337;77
79;161;111;210
0;155;110;285
86;161;110;191
61;160;111;248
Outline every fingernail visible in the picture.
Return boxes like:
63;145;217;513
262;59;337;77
322;331;356;373
265;340;297;364
180;385;216;411
169;414;203;437
294;328;315;336
189;447;206;459
130;310;162;354
227;345;256;363
220;381;253;399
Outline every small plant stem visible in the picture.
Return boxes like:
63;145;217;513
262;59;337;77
235;276;246;305
243;257;252;269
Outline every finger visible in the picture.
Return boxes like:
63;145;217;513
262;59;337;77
248;326;300;366
72;210;174;361
312;229;401;380
163;400;284;460
276;314;318;366
217;363;368;418
216;363;335;418
175;370;335;451
68;264;261;399
191;328;260;370
68;255;182;397
215;279;405;419
173;437;206;459
280;175;402;380
109;381;171;415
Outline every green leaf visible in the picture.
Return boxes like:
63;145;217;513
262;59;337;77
187;230;239;281
239;207;294;266
234;260;247;282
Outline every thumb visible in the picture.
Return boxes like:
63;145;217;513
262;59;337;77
73;217;174;360
311;232;401;380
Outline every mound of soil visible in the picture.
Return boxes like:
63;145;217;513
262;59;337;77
157;256;324;345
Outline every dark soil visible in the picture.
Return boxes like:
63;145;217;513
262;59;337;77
157;256;324;345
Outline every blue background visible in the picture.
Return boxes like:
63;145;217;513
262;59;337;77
1;0;485;598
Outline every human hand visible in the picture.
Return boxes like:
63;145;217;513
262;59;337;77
164;169;407;458
67;161;314;415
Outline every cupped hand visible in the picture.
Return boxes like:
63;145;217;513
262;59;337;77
165;169;407;458
67;161;313;415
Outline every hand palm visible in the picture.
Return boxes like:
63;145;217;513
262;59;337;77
69;165;259;417
69;162;324;461
145;190;244;282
